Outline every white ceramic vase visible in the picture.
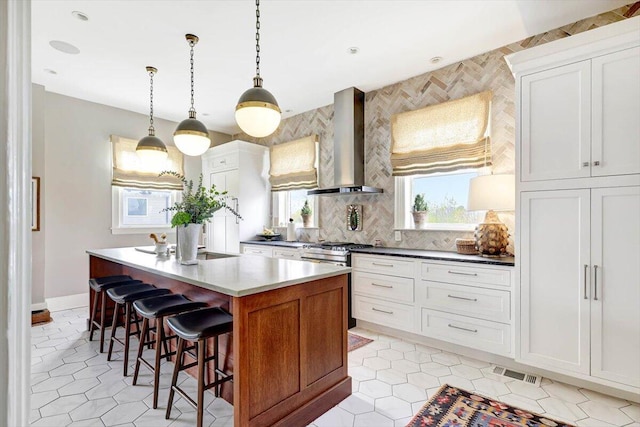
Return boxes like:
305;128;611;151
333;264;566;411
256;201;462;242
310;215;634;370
177;223;202;265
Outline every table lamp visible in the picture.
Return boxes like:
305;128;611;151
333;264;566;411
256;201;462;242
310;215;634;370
467;174;515;257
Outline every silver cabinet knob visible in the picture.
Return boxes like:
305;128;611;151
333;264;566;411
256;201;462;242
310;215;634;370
594;161;600;166
583;162;590;167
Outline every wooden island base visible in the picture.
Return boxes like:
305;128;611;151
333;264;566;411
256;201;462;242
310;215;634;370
89;255;351;427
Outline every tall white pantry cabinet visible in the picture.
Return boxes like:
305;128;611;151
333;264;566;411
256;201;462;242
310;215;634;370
201;140;270;254
506;17;640;394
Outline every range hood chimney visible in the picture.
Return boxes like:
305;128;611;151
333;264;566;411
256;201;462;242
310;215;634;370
308;87;382;196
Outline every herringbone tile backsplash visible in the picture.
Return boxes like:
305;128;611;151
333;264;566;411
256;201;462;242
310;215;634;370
236;5;634;255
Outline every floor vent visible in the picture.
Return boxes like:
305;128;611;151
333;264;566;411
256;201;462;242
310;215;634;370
492;366;542;386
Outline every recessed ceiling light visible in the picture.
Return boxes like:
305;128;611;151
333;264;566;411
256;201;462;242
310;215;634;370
202;113;210;116
44;69;57;75
71;11;89;21
430;56;443;64
284;109;293;113
49;40;80;55
347;47;359;55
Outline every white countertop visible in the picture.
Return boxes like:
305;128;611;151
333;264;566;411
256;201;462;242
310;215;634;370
87;247;351;297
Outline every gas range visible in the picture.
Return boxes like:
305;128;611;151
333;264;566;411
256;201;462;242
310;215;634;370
300;242;373;265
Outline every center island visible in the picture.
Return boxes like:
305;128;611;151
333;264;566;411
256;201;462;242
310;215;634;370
87;247;352;427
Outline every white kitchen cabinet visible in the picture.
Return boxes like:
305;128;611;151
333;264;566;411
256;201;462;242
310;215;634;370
521;61;591;182
520;189;591;375
590;186;640;387
591;47;640;177
202;141;269;254
240;244;273;257
272;247;301;260
520;187;640;387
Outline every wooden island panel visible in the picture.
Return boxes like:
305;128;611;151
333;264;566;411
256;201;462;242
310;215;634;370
233;275;351;427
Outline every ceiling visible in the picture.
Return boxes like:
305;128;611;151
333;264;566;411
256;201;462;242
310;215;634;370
32;0;630;135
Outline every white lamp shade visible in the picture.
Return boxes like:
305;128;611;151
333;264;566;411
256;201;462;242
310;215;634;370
136;147;169;168
173;133;211;156
235;106;281;138
467;174;515;211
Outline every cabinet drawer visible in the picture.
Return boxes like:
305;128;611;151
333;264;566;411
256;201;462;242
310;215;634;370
420;262;511;288
354;295;415;332
353;255;414;277
353;272;414;303
206;152;239;172
273;248;301;259
420;308;511;356
241;245;273;257
417;281;510;323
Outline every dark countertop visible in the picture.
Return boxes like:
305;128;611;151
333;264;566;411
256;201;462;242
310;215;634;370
240;240;307;248
350;247;514;266
240;241;514;266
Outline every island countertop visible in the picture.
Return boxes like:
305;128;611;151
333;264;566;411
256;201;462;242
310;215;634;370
86;247;350;297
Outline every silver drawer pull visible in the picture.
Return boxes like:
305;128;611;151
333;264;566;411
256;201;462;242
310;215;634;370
372;307;394;315
280;253;294;257
582;161;590;167
372;262;394;267
593;161;600;166
448;324;478;333
220;159;226;164
447;294;477;302
447;270;478;277
371;282;393;289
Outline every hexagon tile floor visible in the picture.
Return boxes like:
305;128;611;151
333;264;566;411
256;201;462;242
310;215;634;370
30;307;639;427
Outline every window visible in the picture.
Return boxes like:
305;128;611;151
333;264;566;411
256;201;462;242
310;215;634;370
394;169;483;230
272;189;317;227
112;187;180;234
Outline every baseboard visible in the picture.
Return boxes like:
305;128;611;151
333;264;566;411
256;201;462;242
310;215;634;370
31;302;48;312
45;292;89;312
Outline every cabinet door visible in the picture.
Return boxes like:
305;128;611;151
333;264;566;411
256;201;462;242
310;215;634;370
208;171;241;253
592;47;640;177
520;190;591;374
521;61;591;181
590;186;640;387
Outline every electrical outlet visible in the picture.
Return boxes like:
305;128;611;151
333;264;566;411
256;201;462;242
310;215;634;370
394;231;402;241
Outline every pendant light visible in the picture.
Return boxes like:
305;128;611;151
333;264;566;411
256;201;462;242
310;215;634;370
235;0;281;138
174;34;211;156
136;66;168;164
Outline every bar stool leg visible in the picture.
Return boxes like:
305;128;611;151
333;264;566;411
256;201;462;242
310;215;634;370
88;289;99;342
123;303;133;376
152;315;165;409
99;291;109;353
197;339;206;427
107;302;121;361
214;335;220;397
132;317;149;386
166;337;185;420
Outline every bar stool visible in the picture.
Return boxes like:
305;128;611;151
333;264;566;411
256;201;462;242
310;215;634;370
132;294;207;409
89;275;143;353
106;283;171;376
165;307;234;427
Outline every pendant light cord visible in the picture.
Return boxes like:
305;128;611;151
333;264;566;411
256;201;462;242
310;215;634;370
148;68;155;135
255;0;261;78
189;38;196;115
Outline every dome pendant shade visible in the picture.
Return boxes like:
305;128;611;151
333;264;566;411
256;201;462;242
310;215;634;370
235;77;281;138
173;111;211;156
136;134;169;166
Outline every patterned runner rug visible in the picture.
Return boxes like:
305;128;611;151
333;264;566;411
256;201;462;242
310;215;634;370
347;333;373;352
406;384;576;427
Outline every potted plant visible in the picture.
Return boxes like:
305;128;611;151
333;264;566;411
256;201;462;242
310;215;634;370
300;199;312;227
412;193;429;229
160;171;241;264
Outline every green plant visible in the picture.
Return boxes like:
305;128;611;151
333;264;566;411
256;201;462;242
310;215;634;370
412;194;429;212
301;199;312;216
159;171;242;227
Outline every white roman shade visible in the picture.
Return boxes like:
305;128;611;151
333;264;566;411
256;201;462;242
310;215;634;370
269;135;318;191
111;135;184;190
391;91;492;176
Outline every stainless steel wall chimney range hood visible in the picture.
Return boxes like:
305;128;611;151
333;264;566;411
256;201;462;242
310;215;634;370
307;87;383;196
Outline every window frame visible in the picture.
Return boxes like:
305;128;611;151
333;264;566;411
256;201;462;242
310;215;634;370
394;171;481;231
271;190;318;228
111;186;180;235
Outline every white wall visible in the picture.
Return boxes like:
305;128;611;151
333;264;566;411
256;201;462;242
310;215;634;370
32;83;46;308
43;92;203;299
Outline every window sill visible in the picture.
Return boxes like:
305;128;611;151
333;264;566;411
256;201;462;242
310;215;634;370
395;224;476;232
111;227;176;236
